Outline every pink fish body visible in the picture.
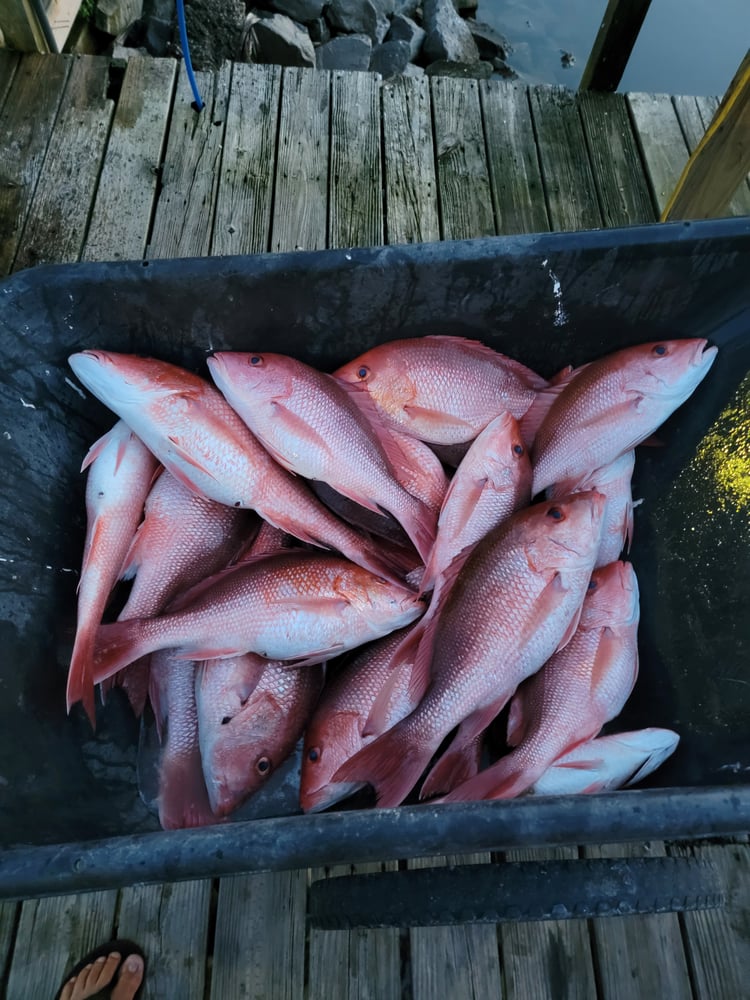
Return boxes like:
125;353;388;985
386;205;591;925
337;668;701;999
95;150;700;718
92;551;424;684
67;351;408;583
207;351;437;563
333;335;547;445
548;451;636;569
68;420;159;724
300;627;418;813
333;492;605;807
528;727;680;796
442;560;640;802
196;653;324;816
531;339;718;494
421;412;532;593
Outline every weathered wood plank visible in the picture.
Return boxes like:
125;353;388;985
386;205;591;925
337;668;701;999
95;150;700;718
0;50;21;115
329;70;383;249
5;891;117;1000
13;56;114;271
116;880;211;1000
271;67;330;253
671;842;750;1000
480;80;549;235
674;95;750;216
211;62;281;257
627;92;690;215
82;57;177;262
307;863;401;1000
210;871;306;1000
382;75;440;245
0;900;18;986
500;847;597;1000
663;50;750;219
579;0;653;93
147;63;231;259
529;86;602;232
431;75;495;241
584;841;693;1000
578;90;654;225
409;854;503;1000
0;53;70;276
696;95;750;205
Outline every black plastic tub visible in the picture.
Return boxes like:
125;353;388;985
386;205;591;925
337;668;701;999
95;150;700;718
1;217;749;902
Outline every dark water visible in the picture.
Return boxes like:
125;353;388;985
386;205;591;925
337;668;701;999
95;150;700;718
481;0;749;96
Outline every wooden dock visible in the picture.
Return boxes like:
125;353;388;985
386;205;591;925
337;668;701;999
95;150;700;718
0;50;749;999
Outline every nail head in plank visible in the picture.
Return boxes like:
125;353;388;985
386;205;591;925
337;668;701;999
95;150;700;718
409;854;504;1000
382;75;440;245
578;90;654;226
670;842;750;1000
116;880;211;1000
501;847;597;1000
211;62;281;257
0;53;71;277
479;80;549;235
147;63;231;259
210;871;306;1000
529;86;602;232
430;74;495;241
83;57;177;262
272;67;330;253
627;91;690;215
307;862;401;1000
584;841;693;1000
5;891;117;1000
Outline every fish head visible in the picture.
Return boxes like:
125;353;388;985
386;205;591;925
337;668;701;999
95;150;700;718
335;567;426;634
334;346;418;426
475;412;533;492
620;339;718;401
207;351;300;405
300;709;368;812
522;491;606;574
580;560;640;630
69;350;204;411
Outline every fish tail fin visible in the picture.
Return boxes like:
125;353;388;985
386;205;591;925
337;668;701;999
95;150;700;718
419;737;483;800
397;493;437;566
66;630;98;728
331;721;437;808
91;619;151;688
158;746;217;829
442;754;537;802
119;658;152;717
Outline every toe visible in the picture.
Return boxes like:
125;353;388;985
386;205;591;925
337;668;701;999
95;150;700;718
59;974;79;1000
88;952;122;992
111;953;145;1000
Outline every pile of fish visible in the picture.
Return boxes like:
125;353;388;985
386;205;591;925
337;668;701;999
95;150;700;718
65;334;717;828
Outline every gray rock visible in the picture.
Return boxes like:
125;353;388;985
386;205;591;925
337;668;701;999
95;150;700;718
144;15;173;55
327;0;387;43
452;0;477;12
142;0;173;20
272;0;325;22
370;39;411;78
394;0;419;15
250;13;315;66
308;16;330;43
425;58;493;79
422;0;478;64
402;61;425;77
386;13;425;60
95;0;142;36
180;0;245;70
468;20;511;62
316;32;372;70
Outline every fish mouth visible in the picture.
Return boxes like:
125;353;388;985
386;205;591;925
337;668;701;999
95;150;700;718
692;342;718;369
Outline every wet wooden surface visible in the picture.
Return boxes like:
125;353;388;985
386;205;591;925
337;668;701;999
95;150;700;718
0;54;748;1000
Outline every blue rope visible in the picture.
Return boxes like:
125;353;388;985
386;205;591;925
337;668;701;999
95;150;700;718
176;0;205;112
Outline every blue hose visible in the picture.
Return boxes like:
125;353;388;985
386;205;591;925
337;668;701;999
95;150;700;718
176;0;205;112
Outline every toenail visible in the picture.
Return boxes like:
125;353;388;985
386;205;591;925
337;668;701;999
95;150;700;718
125;955;142;972
94;956;106;963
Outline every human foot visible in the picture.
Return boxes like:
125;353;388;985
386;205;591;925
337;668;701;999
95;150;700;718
56;943;145;1000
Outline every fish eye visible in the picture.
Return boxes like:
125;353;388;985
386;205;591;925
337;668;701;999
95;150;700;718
546;506;564;520
356;365;370;381
307;747;321;763
221;716;231;726
588;579;598;590
513;444;524;456
249;354;264;366
256;756;271;775
652;344;667;356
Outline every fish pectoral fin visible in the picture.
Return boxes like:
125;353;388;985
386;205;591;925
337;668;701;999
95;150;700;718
176;646;240;661
269;401;337;469
167;436;219;482
556;757;606;771
555;598;584;652
281;645;343;667
403;403;476;436
506;691;531;747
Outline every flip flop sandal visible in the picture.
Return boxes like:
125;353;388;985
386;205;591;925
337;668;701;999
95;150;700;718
54;939;146;1000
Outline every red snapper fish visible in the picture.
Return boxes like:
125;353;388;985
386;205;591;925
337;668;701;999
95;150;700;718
332;492;605;807
68;420;159;725
528;728;680;796
547;451;636;569
207;351;437;563
67;351;408;584
333;335;547;445
441;560;640;802
531;339;718;494
92;551;424;684
300;627;419;813
196;653;324;816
